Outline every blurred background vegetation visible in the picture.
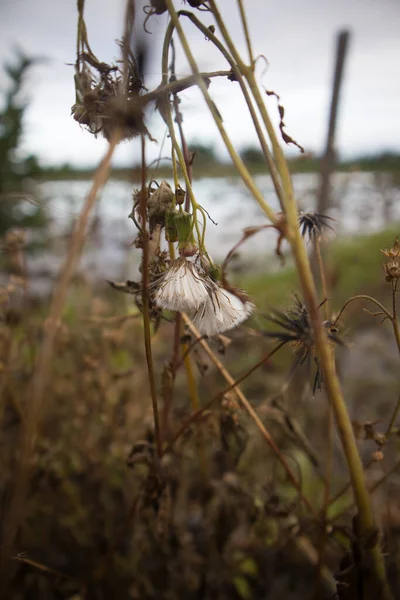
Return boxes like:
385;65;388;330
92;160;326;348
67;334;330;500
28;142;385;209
0;52;46;234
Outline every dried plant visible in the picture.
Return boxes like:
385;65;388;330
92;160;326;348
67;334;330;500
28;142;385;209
263;294;343;394
1;2;400;600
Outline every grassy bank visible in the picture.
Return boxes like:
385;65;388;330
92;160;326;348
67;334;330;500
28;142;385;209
244;226;400;316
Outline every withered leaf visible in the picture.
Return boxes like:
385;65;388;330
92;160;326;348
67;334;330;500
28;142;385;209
266;89;305;153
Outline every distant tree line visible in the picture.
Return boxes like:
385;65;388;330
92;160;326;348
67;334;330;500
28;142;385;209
185;143;400;172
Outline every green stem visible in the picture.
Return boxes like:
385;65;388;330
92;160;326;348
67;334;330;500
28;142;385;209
178;10;284;209
330;286;400;512
208;1;291;211
284;184;392;600
163;2;278;224
237;0;254;66
208;2;392;595
161;26;207;253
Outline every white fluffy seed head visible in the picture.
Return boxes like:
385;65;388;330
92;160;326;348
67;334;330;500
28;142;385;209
192;286;253;337
154;258;209;312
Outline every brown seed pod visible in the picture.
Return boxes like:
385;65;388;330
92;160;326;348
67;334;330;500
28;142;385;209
384;260;400;282
150;0;167;14
185;0;205;7
175;186;186;206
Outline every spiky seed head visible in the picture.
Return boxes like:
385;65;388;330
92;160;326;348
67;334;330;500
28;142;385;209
263;295;343;393
298;211;335;241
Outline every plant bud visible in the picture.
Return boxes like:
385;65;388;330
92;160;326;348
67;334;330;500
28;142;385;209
165;209;178;242
175;186;186;205
175;211;193;243
174;211;198;255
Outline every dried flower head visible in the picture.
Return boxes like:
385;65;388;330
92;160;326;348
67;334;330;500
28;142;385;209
143;1;168;32
153;257;209;312
191;285;253;337
146;181;174;232
381;237;400;282
148;0;167;13
384;261;400;282
72;48;148;142
263;295;343;393
381;237;400;259
298;211;335;241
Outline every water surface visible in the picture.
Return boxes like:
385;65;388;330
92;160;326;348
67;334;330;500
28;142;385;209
26;172;400;293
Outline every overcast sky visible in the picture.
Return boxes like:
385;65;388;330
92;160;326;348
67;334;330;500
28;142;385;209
0;0;399;168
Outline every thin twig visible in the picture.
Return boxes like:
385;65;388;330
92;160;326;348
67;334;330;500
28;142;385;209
315;237;329;319
326;286;400;511
165;339;286;454
334;294;393;326
12;554;79;583
180;315;319;518
313;235;333;597
176;334;206;369
314;400;334;598
84;313;141;325
139;133;162;457
222;224;274;275
142;69;232;103
386;389;400;437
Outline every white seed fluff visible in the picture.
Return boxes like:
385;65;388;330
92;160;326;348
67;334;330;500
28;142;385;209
154;258;209;312
192;286;253;337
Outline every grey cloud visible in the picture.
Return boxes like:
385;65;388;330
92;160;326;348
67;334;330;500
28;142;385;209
0;0;399;166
